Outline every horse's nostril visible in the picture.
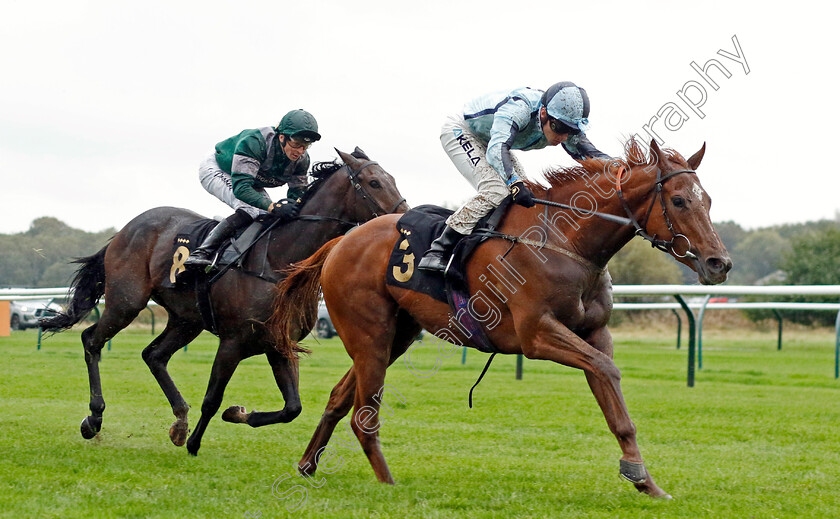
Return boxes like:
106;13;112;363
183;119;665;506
706;257;725;274
706;257;733;274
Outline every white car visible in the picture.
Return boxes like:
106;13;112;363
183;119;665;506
316;301;337;339
9;299;62;330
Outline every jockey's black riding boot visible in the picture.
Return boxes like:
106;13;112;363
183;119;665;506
417;225;465;273
184;209;253;269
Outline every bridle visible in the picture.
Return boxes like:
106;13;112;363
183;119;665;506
533;165;699;260
615;166;698;260
344;160;406;218
296;160;406;227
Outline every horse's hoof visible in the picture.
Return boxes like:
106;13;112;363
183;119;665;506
619;459;647;484
80;416;99;439
186;439;200;456
297;460;317;476
621;460;672;499
169;420;189;446
638;483;673;499
222;405;249;424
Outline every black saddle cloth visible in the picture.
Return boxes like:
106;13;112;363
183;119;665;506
385;200;512;353
385;200;511;303
163;217;274;288
385;205;453;302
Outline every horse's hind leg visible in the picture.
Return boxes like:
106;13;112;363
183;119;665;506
79;300;147;439
298;311;420;477
298;351;393;482
141;317;203;446
222;348;302;427
349;348;395;484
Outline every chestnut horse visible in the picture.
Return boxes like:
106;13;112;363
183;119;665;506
271;139;731;497
41;148;408;455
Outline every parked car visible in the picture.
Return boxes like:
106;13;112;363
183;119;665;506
9;299;62;330
316;300;337;339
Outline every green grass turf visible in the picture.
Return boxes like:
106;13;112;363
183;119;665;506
1;326;838;518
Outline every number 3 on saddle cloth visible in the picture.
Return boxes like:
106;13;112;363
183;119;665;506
385;199;513;354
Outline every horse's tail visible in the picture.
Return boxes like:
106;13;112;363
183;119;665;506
40;243;109;332
268;237;344;359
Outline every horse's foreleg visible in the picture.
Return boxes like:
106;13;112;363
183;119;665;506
521;316;670;498
222;349;302;427
142;319;203;447
582;326;670;498
186;340;242;456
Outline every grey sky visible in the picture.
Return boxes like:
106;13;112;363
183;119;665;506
1;1;837;234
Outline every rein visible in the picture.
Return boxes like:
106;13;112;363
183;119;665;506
288;160;408;228
471;228;603;273
465;166;698;407
532;199;633;226
532;166;699;260
209;160;404;284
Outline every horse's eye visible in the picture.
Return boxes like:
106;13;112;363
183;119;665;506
671;196;685;208
369;180;382;189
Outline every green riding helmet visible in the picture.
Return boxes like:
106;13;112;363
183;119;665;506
276;109;321;143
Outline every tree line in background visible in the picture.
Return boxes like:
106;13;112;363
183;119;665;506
2;216;839;323
0;217;115;288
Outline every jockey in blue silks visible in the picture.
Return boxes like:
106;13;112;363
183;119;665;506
418;82;610;272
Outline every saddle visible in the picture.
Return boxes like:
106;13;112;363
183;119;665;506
164;217;276;289
163;216;283;335
385;198;512;353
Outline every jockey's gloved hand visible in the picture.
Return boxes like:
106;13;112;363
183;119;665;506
510;181;536;208
270;198;300;221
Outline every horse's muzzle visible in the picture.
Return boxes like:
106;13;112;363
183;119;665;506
699;255;733;285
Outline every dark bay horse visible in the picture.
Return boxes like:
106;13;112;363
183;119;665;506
271;139;731;498
41;148;409;455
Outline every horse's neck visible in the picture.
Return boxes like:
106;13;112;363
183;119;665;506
299;175;352;220
263;176;354;269
541;169;656;268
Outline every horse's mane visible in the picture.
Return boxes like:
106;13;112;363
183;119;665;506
298;160;344;206
298;148;371;207
536;137;678;194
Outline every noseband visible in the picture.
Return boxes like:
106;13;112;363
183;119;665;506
345;161;406;217
616;166;698;260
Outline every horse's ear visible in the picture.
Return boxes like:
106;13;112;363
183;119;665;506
351;146;370;160
687;142;706;170
649;139;662;157
335;148;361;168
649;138;667;167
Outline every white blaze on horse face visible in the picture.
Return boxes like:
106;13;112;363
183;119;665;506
691;182;704;202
